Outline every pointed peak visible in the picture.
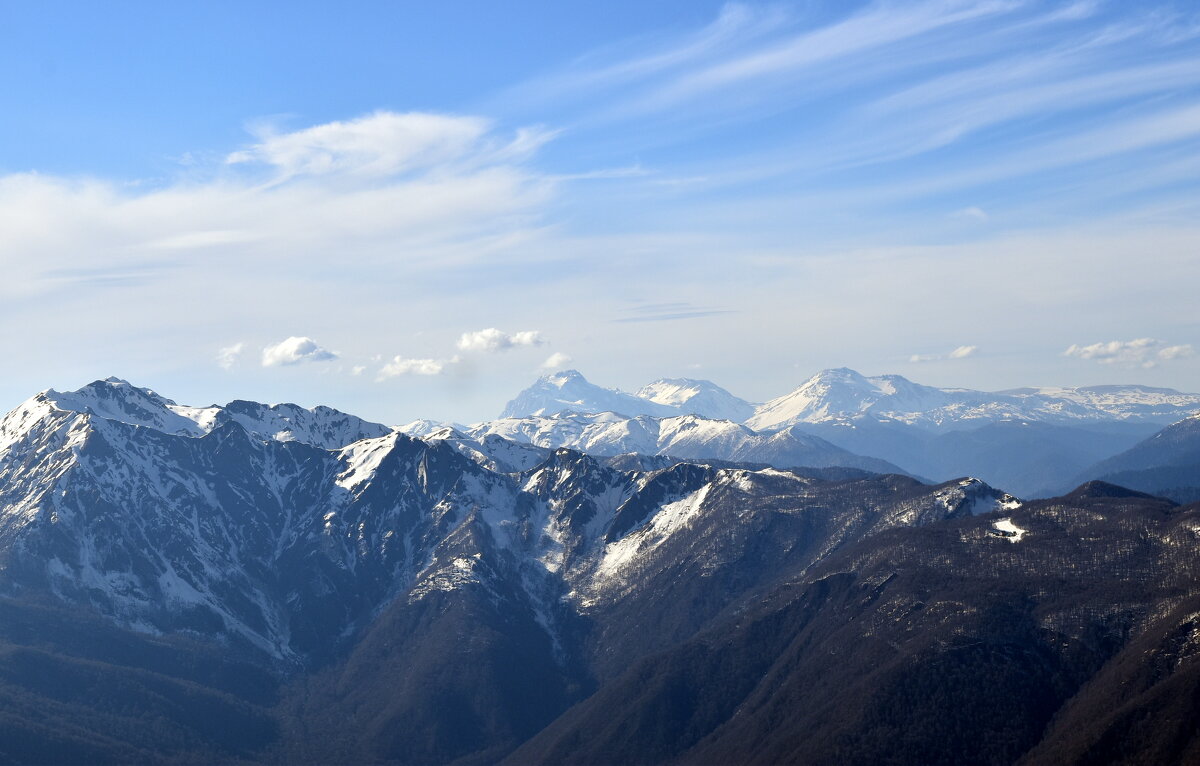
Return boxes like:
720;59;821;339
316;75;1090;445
542;369;586;384
811;367;869;382
1065;480;1168;503
72;377;176;404
873;372;916;385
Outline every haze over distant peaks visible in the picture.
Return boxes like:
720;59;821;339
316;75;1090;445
501;367;1200;432
747;368;1200;431
635;378;756;422
499;369;748;420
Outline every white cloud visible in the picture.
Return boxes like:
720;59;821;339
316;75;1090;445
540;352;573;370
0;110;553;302
1159;344;1196;361
351;365;367;376
948;345;978;359
456;327;544;353
261;336;338;367
377;355;460;379
909;345;978;363
227;111;506;179
1063;338;1195;368
622;0;1020;116
952;207;989;222
216;342;245;370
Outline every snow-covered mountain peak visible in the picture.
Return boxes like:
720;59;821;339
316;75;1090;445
635;378;755;422
543;369;587;387
501;370;677;419
42;378;208;437
746;368;887;430
396;418;455;438
218;399;391;450
2;378;391;452
933;477;1023;516
744;367;1200;433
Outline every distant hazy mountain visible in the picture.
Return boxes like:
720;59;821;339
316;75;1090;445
488;368;1199;497
794;417;1158;498
1072;414;1200;502
635;378;756;422
500;370;679;418
746;367;1200;432
502;367;1200;433
500;370;754;421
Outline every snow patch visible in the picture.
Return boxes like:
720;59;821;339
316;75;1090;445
993;517;1027;542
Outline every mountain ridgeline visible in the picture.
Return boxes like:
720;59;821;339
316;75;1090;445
478;367;1200;497
0;376;1198;764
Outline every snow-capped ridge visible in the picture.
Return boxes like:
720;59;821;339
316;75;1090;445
746;368;1200;432
4;377;391;451
635;378;756;422
465;410;905;475
501;370;679;419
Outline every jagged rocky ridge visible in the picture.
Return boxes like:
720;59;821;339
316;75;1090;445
0;379;995;663
2;378;1200;764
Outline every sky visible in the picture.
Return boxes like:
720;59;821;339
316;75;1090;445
2;0;1200;424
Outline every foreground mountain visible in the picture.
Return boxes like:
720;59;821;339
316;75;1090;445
1073;414;1200;502
1;377;391;450
510;483;1200;766
0;377;1021;763
2;378;1199;764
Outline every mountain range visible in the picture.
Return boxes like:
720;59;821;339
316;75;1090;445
466;368;1200;497
1;376;1199;764
500;367;1200;429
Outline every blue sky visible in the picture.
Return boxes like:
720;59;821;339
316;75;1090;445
2;0;1200;423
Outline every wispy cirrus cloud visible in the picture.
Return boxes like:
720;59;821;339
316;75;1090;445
503;0;1200;222
614;302;732;323
4;2;1200;421
216;342;245;370
910;345;978;363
